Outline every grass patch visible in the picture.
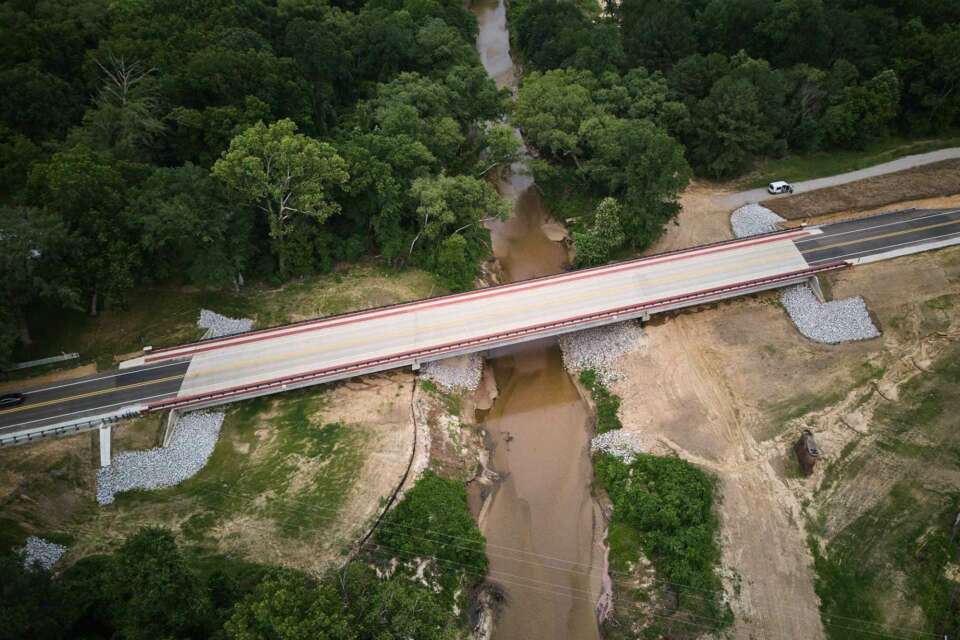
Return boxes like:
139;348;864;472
579;369;622;434
115;389;366;542
738;132;960;189
16;263;439;371
420;379;463;416
812;344;960;638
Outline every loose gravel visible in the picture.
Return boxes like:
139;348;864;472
731;203;786;238
781;284;880;344
96;411;225;505
559;322;646;386
420;354;483;392
591;430;645;462
20;536;67;571
198;309;253;339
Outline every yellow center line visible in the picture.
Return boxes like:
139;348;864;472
801;219;960;255
180;246;805;391
0;374;186;415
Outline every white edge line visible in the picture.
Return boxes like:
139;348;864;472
844;234;960;266
0;392;175;431
795;209;958;244
17;359;189;396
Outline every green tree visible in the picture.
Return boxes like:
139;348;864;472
338;563;460;640
0;207;77;364
0;62;81;141
407;174;507;284
376;471;488;585
618;0;696;71
512;68;600;160
212;119;348;276
30;144;136;315
336;131;436;264
435;233;475;291
572;197;625;268
689;75;772;178
476;124;522;178
130;164;253;288
0;552;66;640
108;528;212;640
821;69;900;149
224;570;354;640
74;54;165;162
579;116;690;246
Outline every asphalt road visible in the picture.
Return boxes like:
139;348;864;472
0;360;189;436
796;207;960;265
2;207;958;439
724;147;960;209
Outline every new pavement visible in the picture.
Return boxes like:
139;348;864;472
796;208;960;265
0;361;189;437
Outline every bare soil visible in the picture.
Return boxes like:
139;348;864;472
764;159;960;220
648;181;735;253
609;244;960;639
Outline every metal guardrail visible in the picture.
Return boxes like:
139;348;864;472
0;405;144;448
9;352;80;370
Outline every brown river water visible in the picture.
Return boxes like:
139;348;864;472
470;0;603;637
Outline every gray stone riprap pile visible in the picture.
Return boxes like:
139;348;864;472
559;322;645;386
96;411;225;505
20;536;67;571
781;284;879;344
591;430;645;462
730;203;786;238
198;309;253;339
420;353;483;392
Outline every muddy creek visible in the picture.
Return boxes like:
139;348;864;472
470;0;603;637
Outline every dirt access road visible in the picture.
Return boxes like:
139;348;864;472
723;147;960;209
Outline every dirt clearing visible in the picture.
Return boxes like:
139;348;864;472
609;244;960;639
764;159;960;220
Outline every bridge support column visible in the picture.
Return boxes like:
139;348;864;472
411;360;420;372
99;424;112;468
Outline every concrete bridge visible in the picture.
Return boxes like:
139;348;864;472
2;207;958;460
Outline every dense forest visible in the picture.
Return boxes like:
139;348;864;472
1;472;488;640
509;0;960;264
0;0;518;366
1;0;958;365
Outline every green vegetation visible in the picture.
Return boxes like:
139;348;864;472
0;472;487;640
513;67;690;259
579;369;729;637
507;0;960;259
118;391;365;541
512;0;960;175
0;0;511;368
596;453;730;638
739;131;960;188
811;346;960;638
579;369;623;433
